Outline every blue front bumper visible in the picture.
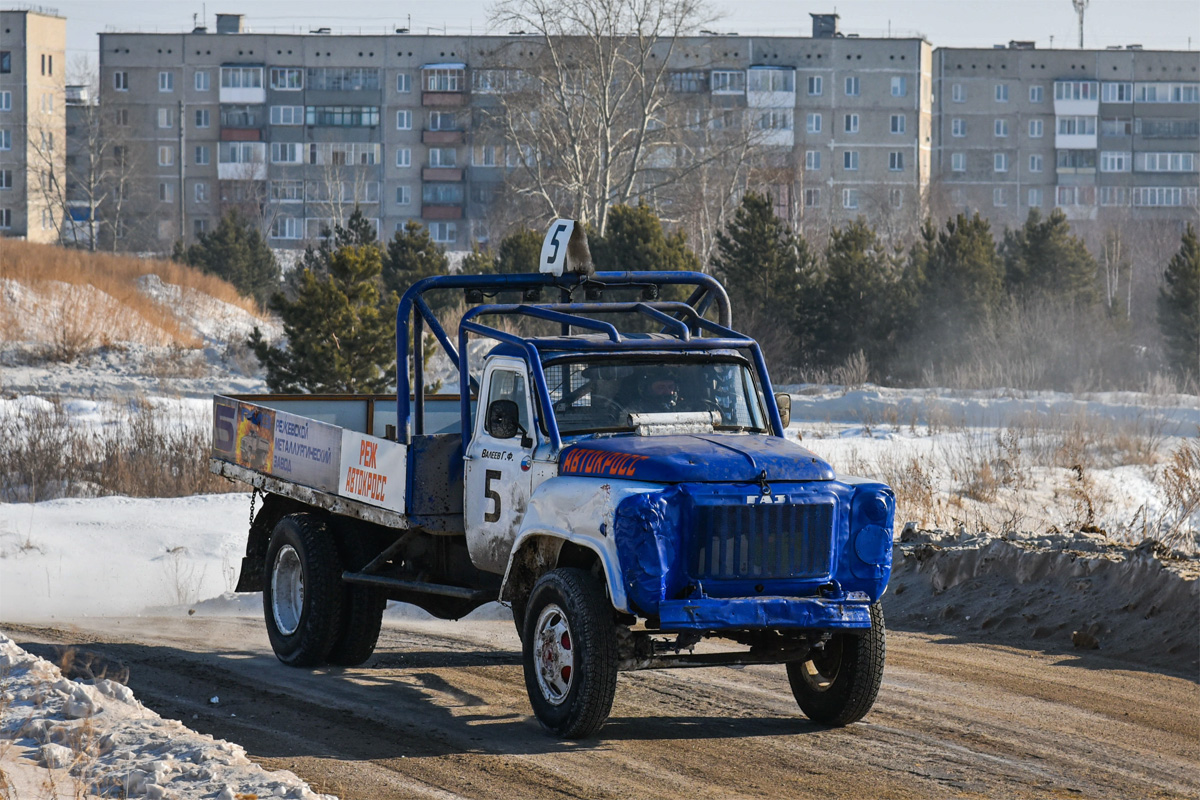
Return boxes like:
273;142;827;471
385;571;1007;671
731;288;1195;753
657;595;873;631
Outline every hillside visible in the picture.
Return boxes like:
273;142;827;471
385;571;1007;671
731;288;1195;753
0;241;279;397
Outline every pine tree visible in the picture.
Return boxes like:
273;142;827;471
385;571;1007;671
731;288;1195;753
1158;224;1200;379
1001;207;1098;305
249;245;398;393
173;209;279;306
592;203;700;273
711;193;819;369
821;219;898;370
382;220;451;310
282;208;378;299
493;228;543;274
459;244;497;275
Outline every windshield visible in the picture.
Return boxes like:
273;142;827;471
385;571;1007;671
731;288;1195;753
543;356;769;436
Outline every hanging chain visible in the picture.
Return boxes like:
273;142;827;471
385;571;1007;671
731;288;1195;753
248;487;259;528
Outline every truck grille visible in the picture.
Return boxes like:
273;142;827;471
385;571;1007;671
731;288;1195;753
689;501;834;581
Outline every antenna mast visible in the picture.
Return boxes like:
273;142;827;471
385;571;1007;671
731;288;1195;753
1071;0;1089;48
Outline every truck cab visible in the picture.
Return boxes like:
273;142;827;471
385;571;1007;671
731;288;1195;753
212;221;894;738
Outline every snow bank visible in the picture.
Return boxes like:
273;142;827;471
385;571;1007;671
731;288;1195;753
0;633;334;799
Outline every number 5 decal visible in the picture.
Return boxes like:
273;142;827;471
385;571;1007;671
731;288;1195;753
539;218;575;276
484;469;502;523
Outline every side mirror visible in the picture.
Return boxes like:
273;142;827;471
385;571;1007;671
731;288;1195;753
774;392;792;429
486;399;521;440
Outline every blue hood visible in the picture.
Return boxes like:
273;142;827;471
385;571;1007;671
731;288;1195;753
558;434;834;483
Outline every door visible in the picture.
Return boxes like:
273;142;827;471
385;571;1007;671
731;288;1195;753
464;359;536;574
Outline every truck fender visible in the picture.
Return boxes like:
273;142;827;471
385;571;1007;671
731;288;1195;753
500;530;630;614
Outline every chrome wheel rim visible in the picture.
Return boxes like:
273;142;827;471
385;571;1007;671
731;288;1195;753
800;637;843;692
271;544;304;636
533;603;575;705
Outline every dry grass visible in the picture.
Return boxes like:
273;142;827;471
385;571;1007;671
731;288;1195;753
0;240;262;357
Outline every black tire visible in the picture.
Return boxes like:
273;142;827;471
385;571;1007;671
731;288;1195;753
786;602;886;726
263;513;345;667
510;597;527;644
522;569;618;738
326;528;386;667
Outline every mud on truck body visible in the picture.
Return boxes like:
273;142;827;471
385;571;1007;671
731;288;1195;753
211;221;895;737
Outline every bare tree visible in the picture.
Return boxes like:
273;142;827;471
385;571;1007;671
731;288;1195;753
486;0;719;235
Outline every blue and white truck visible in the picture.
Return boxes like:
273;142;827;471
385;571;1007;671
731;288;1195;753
211;220;895;738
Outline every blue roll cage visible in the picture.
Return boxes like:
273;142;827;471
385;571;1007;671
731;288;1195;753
395;271;786;449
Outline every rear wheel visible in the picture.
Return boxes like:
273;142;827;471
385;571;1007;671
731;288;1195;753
327;528;386;667
786;602;886;726
263;514;344;667
522;569;618;738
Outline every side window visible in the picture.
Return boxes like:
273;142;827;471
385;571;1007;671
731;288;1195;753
486;369;530;435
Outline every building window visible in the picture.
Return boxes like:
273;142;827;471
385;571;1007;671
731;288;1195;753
890;76;907;97
396;185;411;205
271;217;303;239
0;169;11;189
1057;116;1097;136
1029;119;1043;138
842;188;859;209
890;114;905;134
423;67;463;92
396;110;412;130
951;152;965;172
423;183;464;205
39;131;53;152
159;71;174;92
395;147;412;168
807;76;822;96
429;222;457;243
747;69;794;92
841;76;859;97
270;180;303;202
220;142;262;164
1138;151;1195;172
158;182;174;202
805;150;821;170
0;130;10;150
1099;186;1128;206
995;83;1009;102
804;188;820;207
1134;82;1200;103
1100;151;1132;172
843;150;859;170
1054;81;1098;101
194;109;210;128
1028;188;1043;207
806;113;822;133
40;93;53;113
993;187;1006;207
951;83;965;102
396;72;411;93
994;153;1008;172
270;67;303;90
1057;185;1097;206
0;209;10;229
1102;117;1133;136
306;106;380;126
194;182;209;203
429;147;457;167
429;110;459;130
221;66;263;89
844;114;859;134
1026;85;1043;103
1101;82;1132;103
269;106;303;126
194;145;210;165
669;71;707;92
994;119;1009;137
114;71;129;91
951;118;966;137
473;144;500;167
158;146;174;166
195;71;210;91
157;108;173;129
0;91;9;111
710;70;745;94
1057;149;1097;170
888;151;904;171
1029;154;1043;172
758;110;792;130
890;188;904;208
271;142;303;164
0;52;10;74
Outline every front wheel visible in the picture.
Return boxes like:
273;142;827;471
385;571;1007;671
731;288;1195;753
263;514;345;667
521;569;618;738
786;602;886;726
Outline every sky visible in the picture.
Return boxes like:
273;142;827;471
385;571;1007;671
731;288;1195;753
44;0;1200;73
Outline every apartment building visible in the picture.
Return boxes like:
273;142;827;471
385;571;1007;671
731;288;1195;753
95;13;932;251
933;44;1199;228
0;7;65;242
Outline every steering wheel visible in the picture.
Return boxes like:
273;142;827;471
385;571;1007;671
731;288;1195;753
586;395;628;423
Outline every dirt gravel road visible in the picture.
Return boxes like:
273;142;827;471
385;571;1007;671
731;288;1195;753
5;616;1197;800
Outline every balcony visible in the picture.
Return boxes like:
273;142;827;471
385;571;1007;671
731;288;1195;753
217;162;267;180
1055;133;1097;150
422;92;466;107
219;87;265;105
220;129;262;142
422;129;465;145
423;167;463;181
422;205;463;220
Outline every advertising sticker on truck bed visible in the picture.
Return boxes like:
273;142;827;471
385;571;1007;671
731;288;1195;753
339;431;407;513
235;405;275;472
271;410;343;493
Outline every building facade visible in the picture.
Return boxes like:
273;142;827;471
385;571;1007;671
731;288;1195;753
933;44;1200;228
0;7;65;242
95;14;933;251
